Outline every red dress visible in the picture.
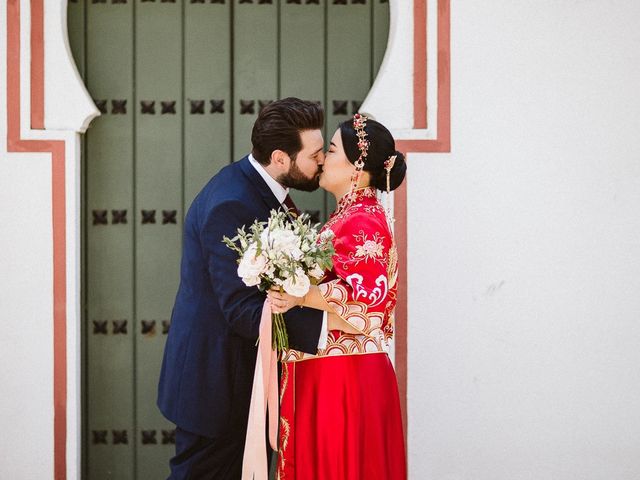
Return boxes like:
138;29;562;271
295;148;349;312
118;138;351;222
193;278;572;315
277;187;406;479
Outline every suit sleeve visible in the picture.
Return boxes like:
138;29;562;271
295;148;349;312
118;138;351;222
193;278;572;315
200;199;266;341
201;199;323;352
282;306;323;354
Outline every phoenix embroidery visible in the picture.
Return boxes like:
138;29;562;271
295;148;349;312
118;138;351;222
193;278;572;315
346;273;388;308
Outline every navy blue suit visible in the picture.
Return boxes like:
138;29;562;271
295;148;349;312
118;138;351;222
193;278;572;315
157;156;323;479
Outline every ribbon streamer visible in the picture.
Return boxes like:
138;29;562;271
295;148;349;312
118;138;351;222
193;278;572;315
242;299;279;480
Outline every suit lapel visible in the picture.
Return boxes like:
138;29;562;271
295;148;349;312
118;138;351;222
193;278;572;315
237;156;282;213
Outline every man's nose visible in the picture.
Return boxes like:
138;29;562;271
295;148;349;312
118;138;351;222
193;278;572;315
317;153;325;165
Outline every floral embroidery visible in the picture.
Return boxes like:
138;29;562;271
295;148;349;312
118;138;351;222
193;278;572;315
364;204;384;215
355;233;384;259
342;231;387;270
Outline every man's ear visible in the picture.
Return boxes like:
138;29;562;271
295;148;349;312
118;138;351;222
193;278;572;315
270;149;291;170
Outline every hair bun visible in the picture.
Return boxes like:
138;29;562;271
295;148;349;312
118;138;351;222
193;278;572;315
372;150;406;191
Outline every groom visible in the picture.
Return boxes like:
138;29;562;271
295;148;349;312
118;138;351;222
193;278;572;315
157;98;328;479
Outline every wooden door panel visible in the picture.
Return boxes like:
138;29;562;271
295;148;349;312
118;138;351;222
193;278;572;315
135;3;183;478
233;1;278;161
86;2;136;478
72;1;389;477
184;2;232;206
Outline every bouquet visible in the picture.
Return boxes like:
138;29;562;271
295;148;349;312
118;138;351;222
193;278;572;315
223;209;335;353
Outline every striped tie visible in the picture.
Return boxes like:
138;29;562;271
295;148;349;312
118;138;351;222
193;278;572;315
282;194;300;218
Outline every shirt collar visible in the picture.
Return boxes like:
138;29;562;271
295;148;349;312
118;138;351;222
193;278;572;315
248;154;289;204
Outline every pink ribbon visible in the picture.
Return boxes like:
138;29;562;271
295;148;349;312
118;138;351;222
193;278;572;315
241;299;279;480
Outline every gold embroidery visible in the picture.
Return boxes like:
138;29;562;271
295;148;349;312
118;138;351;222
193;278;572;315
279;360;288;404
278;363;293;479
278;417;290;474
318;280;380;335
387;242;398;288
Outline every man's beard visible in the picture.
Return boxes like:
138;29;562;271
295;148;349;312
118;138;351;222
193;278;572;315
277;159;320;192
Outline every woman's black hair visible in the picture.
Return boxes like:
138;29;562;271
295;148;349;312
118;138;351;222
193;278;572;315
338;117;406;191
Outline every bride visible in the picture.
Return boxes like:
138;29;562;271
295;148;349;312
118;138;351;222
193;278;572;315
269;114;407;479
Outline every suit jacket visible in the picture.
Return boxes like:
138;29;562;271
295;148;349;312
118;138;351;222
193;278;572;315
157;156;324;438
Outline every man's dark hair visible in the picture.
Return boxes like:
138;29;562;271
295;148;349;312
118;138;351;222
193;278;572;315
251;97;324;166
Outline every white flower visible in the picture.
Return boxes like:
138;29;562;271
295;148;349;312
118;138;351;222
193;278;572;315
290;247;303;261
282;268;311;297
309;264;325;280
237;243;267;286
264;263;276;278
319;229;335;243
242;275;261;287
270;228;300;253
260;229;270;247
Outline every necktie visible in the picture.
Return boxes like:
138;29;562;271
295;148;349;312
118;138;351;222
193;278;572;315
282;194;300;218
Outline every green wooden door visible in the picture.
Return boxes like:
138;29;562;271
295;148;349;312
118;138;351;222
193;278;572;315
68;1;389;478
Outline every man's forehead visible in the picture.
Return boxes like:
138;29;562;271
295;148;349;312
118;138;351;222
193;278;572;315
300;129;324;150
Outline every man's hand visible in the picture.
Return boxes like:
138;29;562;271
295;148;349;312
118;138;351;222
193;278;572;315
267;287;303;314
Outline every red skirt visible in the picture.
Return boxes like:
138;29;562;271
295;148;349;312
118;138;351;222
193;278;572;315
277;353;406;480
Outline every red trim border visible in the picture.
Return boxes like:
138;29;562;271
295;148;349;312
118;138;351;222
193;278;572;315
7;1;68;479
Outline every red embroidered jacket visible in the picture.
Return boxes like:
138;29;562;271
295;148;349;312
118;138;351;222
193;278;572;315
282;187;398;363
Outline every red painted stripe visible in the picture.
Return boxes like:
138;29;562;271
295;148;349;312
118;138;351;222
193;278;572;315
414;0;427;129
7;1;67;478
30;0;44;129
436;0;451;151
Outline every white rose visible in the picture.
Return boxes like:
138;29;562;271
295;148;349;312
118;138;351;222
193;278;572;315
309;264;325;280
282;268;311;297
237;243;267;286
270;228;299;253
242;275;261;287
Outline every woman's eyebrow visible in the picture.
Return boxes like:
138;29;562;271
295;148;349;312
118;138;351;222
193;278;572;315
330;142;336;147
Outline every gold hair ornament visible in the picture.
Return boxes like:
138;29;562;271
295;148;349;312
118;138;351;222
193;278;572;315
340;113;369;213
384;154;397;225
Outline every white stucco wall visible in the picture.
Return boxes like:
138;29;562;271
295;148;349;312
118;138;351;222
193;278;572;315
0;159;55;479
407;1;640;479
0;3;55;475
